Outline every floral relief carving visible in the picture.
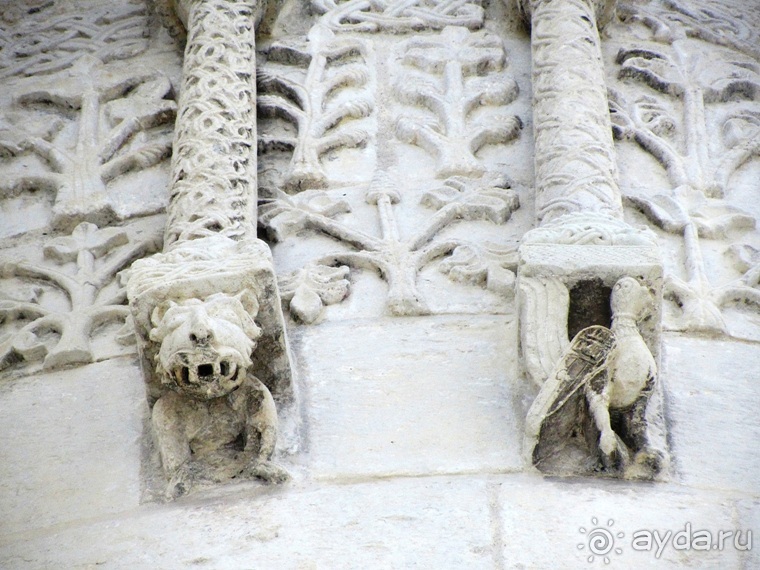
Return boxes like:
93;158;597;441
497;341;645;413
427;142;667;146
258;25;375;192
0;221;161;372
612;5;760;335
393;26;522;178
0;55;176;232
261;173;519;321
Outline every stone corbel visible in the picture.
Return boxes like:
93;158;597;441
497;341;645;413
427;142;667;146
515;0;668;478
128;0;293;498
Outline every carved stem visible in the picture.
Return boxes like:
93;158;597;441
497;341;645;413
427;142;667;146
164;0;259;248
525;0;623;224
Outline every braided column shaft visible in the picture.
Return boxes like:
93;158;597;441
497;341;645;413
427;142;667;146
521;0;622;225
164;0;259;247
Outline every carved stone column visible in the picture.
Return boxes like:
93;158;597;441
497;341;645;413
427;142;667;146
516;0;667;478
516;0;662;384
155;0;258;246
126;0;293;497
519;0;620;224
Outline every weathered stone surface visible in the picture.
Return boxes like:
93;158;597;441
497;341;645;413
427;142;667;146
498;474;745;568
0;477;495;568
297;315;525;478
0;357;145;537
662;335;760;494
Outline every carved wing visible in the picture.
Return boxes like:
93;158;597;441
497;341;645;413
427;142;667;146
518;277;570;386
524;325;616;469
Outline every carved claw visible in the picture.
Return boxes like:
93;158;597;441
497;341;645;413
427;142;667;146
165;463;198;500
245;460;290;484
599;428;617;456
624;448;664;480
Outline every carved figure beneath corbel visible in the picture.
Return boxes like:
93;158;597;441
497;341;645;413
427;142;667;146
128;0;296;499
525;277;668;480
128;236;294;499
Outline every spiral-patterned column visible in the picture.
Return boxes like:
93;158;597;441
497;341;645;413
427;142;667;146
519;0;622;225
163;0;259;247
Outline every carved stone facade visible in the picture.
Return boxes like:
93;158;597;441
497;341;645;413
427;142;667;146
1;0;759;566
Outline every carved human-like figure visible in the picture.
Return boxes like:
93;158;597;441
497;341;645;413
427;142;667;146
526;277;664;479
148;292;288;498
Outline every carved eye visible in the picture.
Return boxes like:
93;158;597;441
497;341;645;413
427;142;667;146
220;361;229;376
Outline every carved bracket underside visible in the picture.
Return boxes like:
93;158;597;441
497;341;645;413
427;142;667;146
517;212;669;479
128;236;293;404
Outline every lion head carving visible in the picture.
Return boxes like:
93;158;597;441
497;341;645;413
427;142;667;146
149;292;262;400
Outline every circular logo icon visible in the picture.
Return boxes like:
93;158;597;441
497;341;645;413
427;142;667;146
578;517;624;564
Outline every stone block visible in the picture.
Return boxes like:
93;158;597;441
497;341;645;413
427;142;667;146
296;315;525;479
0;357;146;537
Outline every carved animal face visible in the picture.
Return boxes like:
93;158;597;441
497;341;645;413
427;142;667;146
149;292;261;400
610;277;652;320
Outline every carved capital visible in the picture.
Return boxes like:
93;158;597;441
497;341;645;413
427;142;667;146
516;0;617;29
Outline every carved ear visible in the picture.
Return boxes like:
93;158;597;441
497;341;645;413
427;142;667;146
149;300;177;342
234;290;262;341
235;289;260;317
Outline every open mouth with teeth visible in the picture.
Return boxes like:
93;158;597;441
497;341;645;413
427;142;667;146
167;350;247;399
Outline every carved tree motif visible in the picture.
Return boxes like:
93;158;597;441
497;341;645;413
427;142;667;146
394;26;522;178
626;188;755;333
0;222;161;371
611;26;760;334
258;26;374;192
311;0;484;33
260;173;519;321
614;43;760;197
0;55;176;231
619;0;760;61
0;4;149;79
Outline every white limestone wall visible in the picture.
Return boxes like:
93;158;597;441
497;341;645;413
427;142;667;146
1;0;759;568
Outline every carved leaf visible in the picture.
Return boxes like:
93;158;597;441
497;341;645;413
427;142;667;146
722;111;760;149
438;243;517;295
259;190;352;241
44;222;129;263
279;263;350;323
617;48;685;97
625;193;689;234
690;204;755;239
421;175;519;224
697;51;760;103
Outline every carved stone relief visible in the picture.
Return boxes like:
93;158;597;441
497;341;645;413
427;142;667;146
525;277;667;479
0;0;176;373
311;0;485;33
611;0;760;336
0;219;161;372
127;0;295;499
258;14;526;322
258;25;375;192
515;0;669;479
0;3;149;80
0;56;176;232
262;173;519;321
394;26;522;178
